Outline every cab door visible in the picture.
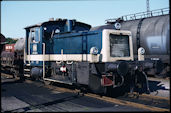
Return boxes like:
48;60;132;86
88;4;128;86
28;27;42;65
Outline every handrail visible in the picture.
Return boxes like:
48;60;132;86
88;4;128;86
106;7;170;24
42;43;45;79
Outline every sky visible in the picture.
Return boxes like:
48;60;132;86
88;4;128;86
1;0;169;39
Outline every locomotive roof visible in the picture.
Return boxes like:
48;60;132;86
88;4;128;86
24;19;91;29
90;24;113;31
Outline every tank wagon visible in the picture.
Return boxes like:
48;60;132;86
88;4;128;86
94;8;170;77
14;38;25;78
23;18;161;94
1;38;24;76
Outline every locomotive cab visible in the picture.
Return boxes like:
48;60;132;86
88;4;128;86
88;29;134;94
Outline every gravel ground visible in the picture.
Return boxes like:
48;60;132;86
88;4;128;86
148;77;170;98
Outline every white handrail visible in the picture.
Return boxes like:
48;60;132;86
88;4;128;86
24;39;26;64
28;33;31;64
42;43;45;79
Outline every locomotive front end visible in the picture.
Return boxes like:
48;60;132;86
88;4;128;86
104;30;133;86
89;29;135;94
89;29;151;94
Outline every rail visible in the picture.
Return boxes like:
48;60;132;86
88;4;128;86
106;7;170;24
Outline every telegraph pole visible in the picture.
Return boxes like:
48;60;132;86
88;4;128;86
146;0;150;16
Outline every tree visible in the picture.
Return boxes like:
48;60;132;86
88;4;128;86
6;38;18;44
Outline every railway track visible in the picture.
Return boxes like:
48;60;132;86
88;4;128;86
1;73;170;112
25;78;170;112
44;84;170;112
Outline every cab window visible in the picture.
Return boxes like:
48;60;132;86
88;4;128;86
29;27;40;42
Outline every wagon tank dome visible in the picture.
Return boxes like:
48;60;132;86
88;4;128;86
14;38;25;52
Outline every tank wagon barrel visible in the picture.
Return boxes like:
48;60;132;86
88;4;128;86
120;14;170;57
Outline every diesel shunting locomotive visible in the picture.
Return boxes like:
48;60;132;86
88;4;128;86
22;18;159;94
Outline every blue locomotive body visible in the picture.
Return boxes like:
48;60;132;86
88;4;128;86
53;31;102;54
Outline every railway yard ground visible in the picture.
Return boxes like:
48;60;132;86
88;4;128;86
1;72;170;112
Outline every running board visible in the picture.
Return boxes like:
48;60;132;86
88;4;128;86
43;78;73;85
24;74;31;77
24;69;30;72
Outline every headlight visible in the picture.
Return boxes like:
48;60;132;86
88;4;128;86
114;22;121;30
138;47;145;55
90;47;98;55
